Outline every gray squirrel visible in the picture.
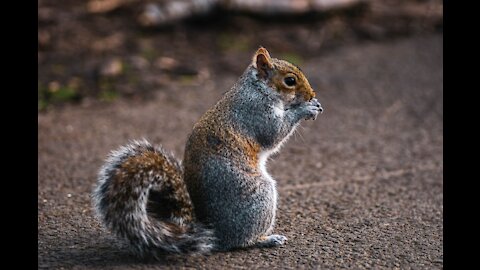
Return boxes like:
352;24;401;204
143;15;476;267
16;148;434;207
92;47;323;258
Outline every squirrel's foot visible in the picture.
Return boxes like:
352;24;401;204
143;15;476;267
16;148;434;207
256;234;288;248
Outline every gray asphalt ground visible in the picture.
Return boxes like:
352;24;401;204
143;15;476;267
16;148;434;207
38;33;443;269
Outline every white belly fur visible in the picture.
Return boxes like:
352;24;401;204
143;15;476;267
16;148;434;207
258;123;299;232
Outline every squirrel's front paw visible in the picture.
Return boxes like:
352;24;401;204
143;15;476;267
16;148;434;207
295;98;323;120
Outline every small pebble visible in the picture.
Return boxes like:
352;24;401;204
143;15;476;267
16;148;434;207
100;58;123;77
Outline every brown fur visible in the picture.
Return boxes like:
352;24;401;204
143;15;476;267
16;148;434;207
120;151;194;222
227;127;261;175
186;120;262;176
253;48;316;102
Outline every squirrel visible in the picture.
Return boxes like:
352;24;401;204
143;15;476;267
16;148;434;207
92;47;323;259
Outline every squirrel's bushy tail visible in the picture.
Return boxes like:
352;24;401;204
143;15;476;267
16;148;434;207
92;139;215;258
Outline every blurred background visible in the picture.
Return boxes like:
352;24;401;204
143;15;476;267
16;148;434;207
38;0;442;110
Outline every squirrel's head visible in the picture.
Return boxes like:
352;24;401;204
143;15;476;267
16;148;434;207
252;47;316;103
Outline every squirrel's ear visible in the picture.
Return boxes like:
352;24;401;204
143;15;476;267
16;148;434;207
252;47;273;78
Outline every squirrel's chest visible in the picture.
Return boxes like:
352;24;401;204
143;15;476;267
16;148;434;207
258;150;278;206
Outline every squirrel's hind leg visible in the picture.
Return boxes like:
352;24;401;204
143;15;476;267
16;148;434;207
255;235;288;248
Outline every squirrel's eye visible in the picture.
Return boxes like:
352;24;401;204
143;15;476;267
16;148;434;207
284;77;296;87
